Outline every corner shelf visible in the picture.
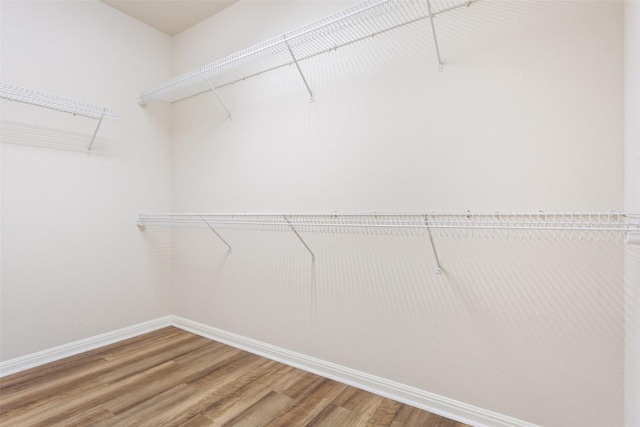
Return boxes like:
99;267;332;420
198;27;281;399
137;0;478;107
0;82;119;150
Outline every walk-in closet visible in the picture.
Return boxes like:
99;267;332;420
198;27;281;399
1;0;639;426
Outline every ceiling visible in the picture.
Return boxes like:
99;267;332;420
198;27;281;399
101;0;238;36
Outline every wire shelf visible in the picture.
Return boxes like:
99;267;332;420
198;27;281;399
1;82;119;121
138;0;477;105
137;211;640;241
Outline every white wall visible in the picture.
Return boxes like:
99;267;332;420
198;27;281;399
0;1;173;360
169;1;625;426
625;1;640;426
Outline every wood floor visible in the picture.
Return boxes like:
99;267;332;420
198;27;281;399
0;327;468;427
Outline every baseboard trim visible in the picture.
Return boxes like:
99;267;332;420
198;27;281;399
171;316;539;427
0;316;173;378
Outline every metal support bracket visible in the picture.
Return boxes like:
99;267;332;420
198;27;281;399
426;0;444;72
88;110;105;151
425;215;443;274
205;78;232;119
284;215;316;262
285;40;314;102
201;215;232;252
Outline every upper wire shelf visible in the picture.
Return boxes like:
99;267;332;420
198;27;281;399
138;0;477;105
0;82;119;150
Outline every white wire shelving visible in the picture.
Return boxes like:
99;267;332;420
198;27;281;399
0;82;119;150
137;0;478;108
137;211;640;273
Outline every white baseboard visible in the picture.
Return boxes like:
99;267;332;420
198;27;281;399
171;315;539;427
0;316;173;378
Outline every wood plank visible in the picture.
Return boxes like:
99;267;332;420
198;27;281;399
0;358;112;413
4;361;182;426
344;393;385;426
367;397;404;426
264;378;348;426
306;403;355;426
101;350;261;417
337;387;377;411
0;327;181;392
96;335;212;384
151;358;278;426
0;327;196;413
295;386;383;427
178;414;216;427
0;378;101;426
219;391;295;427
279;371;323;399
201;363;303;425
95;383;200;427
48;406;115;427
198;361;292;419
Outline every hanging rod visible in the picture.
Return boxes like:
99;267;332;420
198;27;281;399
137;212;640;241
1;82;119;150
137;0;479;105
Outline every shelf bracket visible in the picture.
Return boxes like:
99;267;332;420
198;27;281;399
426;0;444;72
205;78;232;119
201;215;232;252
425;215;443;274
285;41;314;102
87;109;105;151
284;215;316;262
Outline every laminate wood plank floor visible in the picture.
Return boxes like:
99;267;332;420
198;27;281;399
0;327;469;427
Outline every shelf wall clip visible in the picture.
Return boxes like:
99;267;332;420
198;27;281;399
205;78;232;119
200;215;232;252
426;0;444;72
284;39;314;102
425;214;443;274
284;215;316;262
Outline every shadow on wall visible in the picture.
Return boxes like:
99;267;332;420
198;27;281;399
140;226;173;267
171;227;627;351
164;225;629;426
0;120;119;156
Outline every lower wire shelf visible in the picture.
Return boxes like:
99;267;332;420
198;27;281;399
137;211;640;274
